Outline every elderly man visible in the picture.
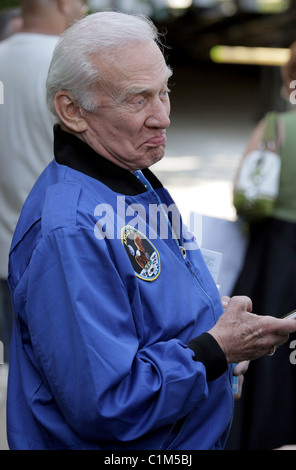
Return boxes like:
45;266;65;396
7;12;296;450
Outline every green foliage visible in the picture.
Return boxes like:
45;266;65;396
0;1;20;12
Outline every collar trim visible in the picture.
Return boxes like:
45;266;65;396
53;125;163;196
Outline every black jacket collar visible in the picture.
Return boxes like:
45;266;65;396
53;125;163;196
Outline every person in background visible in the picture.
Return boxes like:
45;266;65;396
0;7;23;41
6;11;296;450
0;0;87;363
226;42;296;450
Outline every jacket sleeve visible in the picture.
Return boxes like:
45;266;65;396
26;224;225;443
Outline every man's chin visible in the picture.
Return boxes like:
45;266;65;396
145;147;166;167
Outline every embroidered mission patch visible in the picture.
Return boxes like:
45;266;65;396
121;226;160;281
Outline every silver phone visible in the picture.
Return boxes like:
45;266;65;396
282;310;296;320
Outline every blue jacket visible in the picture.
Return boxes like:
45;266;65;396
7;126;233;450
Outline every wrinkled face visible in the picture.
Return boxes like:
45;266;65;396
80;40;172;171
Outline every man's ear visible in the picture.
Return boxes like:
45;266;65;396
54;91;88;133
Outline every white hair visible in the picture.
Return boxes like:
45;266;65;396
46;11;165;118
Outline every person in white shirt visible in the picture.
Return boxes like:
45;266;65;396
0;0;87;362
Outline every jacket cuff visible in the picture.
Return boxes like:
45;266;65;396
187;332;228;381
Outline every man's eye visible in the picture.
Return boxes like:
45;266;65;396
131;96;145;105
161;89;171;99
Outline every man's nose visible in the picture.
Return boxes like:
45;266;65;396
145;98;171;129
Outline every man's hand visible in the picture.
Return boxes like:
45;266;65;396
209;296;296;364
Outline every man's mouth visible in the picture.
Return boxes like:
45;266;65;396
145;134;167;147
